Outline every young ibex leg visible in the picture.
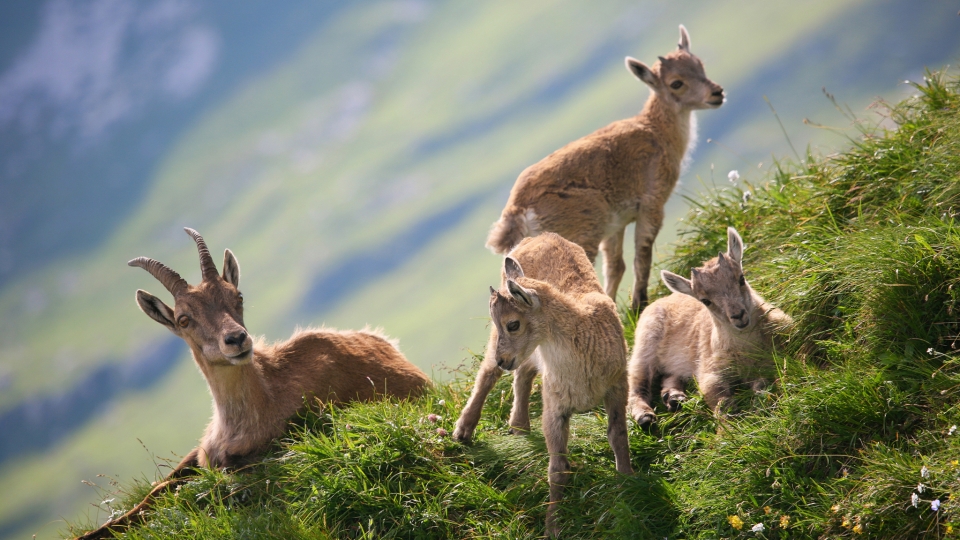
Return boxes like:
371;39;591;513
660;374;688;413
542;400;572;538
698;371;734;416
75;447;200;540
599;228;626;301
632;208;664;313
453;334;503;443
604;382;634;475
507;350;540;434
627;355;658;427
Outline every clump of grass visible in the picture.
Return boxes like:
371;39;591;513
68;70;960;539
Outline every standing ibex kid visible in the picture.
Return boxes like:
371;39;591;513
487;25;724;311
453;232;632;537
77;228;430;540
628;227;791;427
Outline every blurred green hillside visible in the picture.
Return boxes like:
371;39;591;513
1;1;958;538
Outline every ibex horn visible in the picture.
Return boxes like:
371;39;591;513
184;228;220;282
128;257;188;296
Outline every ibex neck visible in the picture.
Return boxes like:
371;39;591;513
639;92;693;155
191;347;270;431
536;287;588;343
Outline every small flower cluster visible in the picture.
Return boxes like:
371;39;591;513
910;464;945;514
832;504;864;534
419;408;448;436
727;507;793;535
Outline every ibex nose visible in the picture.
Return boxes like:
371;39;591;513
224;330;248;347
732;309;746;320
712;87;724;97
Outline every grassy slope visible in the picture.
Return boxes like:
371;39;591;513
7;0;960;537
67;72;960;539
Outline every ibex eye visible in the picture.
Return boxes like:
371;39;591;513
506;321;520;332
177;315;190;328
670;80;683;89
739;275;746;286
238;293;244;304
700;299;712;307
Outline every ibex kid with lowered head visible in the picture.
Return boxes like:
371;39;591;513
628;227;791;427
487;25;724;312
453;232;633;538
77;228;430;539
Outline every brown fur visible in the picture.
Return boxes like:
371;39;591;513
627;227;791;427
76;229;429;539
487;25;724;311
453;232;632;537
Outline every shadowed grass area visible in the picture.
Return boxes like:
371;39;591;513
68;71;960;539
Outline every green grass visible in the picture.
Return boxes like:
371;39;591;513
66;70;960;539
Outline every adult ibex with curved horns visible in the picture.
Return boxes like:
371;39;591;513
76;228;430;539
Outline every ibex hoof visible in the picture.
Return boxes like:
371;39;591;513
508;425;530;436
663;392;687;413
452;425;472;443
633;411;656;428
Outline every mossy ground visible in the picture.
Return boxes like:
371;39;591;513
71;71;960;539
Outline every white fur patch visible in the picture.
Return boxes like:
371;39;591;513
521;208;541;236
680;112;698;174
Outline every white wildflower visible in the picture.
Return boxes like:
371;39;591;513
918;482;926;493
932;499;941;511
921;465;930;478
728;170;740;183
950;425;957;436
742;191;752;203
437;399;445;405
912;492;920;507
751;522;765;533
928;347;935;354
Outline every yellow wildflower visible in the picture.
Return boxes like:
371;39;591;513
830;504;840;513
779;515;790;528
953;460;959;467
728;515;744;530
853;523;864;535
841;516;851;528
764;506;772;515
946;524;954;534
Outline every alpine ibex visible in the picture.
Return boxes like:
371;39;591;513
77;228;430;539
487;25;724;311
453;232;632;537
628;227;791;427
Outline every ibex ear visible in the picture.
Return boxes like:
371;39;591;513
726;227;744;264
135;290;177;332
507;279;539;309
222;249;240;287
678;24;691;52
625;57;658;88
504;256;524;280
661;270;694;297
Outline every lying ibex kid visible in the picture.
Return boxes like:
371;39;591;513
628;227;791;427
487;25;724;311
453;232;632;537
77;228;430;539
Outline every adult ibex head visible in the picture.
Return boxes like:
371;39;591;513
130;227;253;366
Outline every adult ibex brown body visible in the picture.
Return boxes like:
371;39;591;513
487;25;724;311
77;228;430;539
453;232;632;537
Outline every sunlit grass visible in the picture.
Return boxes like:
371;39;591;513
69;70;960;539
